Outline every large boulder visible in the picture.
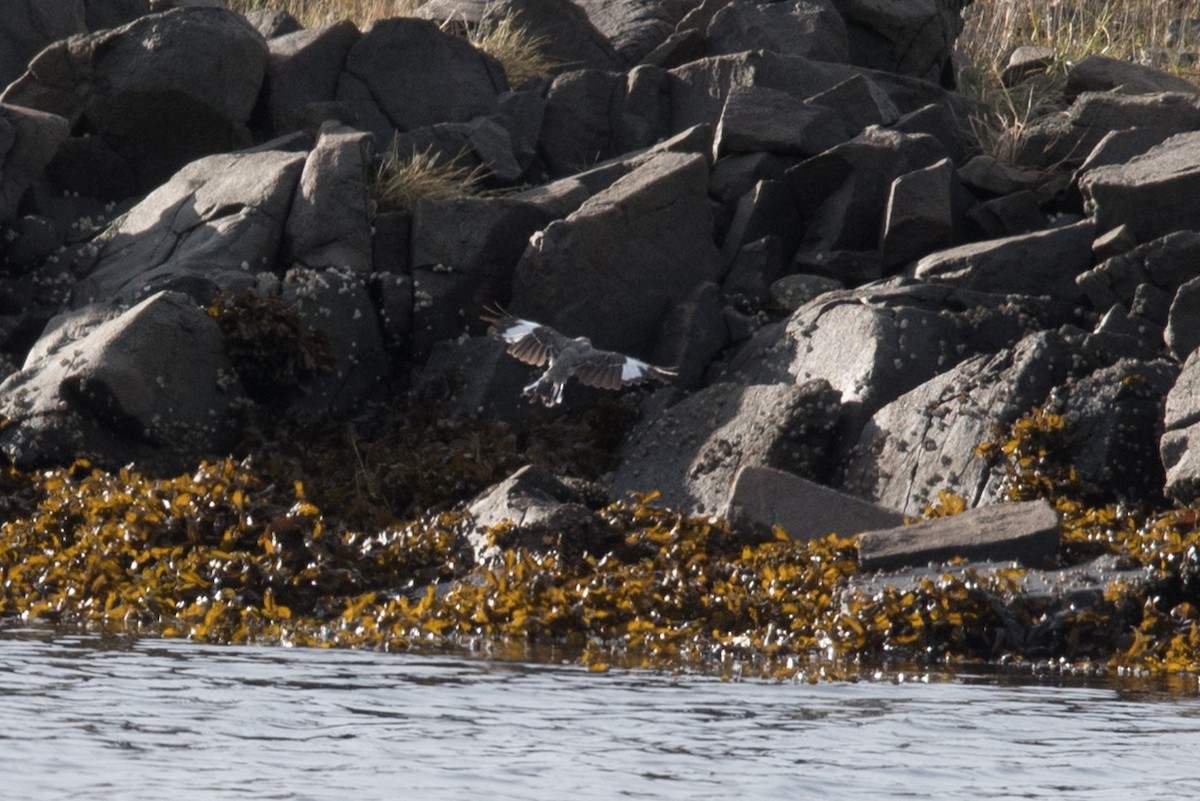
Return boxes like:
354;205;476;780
511;151;721;357
843;328;1173;515
912;219;1096;303
0;104;70;222
606;379;842;514
1081;131;1200;246
705;0;849;63
2;7;268;193
262;21;362;136
830;0;966;84
73;147;308;306
574;0;697;65
283;124;373;274
0;1;85;89
335;17;508;147
0;291;245;470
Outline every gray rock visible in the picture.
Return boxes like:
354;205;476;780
769;273;842;311
1001;45;1055;86
857;500;1060;572
1065;54;1200;99
957;155;1048;197
0;104;70;222
830;0;965;83
241;8;302;38
264;21;362;135
1162;349;1200;502
705;0;849;63
389;115;525;185
724;235;785;305
1076;231;1200;313
912;220;1095;302
1167;276;1200;361
371;270;413;354
720;179;802;267
1076;127;1183;174
409;194;553;355
410;0;489;24
0;0;86;90
649;281;727;389
1018;91;1200;171
806;73;900;136
574;0;696;65
84;0;155;32
539;67;671;176
74;147;308;306
1081;131;1200;246
335;17;507;146
880;157;954;269
713;85;848;159
467;464;615;561
480;0;622;75
709;152;789;205
965;191;1045;239
511;151;721;357
788;127;949;270
606;379;842;514
284;124;372;274
722;465;905;542
2;7;267;192
417;333;542;425
0;291;245;470
44;134;139;202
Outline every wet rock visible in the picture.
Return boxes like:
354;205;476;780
468;464;616;561
858;500;1060;572
0;0;86;90
912;220;1096;303
722;465;905;543
2;7;267;193
279;267;387;417
0;104;70;223
480;0;622;75
284;124;372;274
1081;131;1200;246
607;379;842;514
511;151;720;357
0;290;245;470
335;17;507;147
705;0;849;63
73;147;307;306
263;21;362;136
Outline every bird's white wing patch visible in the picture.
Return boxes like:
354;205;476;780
496;318;541;343
621;357;652;382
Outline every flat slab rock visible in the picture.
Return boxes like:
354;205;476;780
857;500;1060;572
722;465;904;542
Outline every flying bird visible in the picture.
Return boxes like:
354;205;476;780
482;306;676;406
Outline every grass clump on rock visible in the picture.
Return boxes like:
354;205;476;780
370;142;485;213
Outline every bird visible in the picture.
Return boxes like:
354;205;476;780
482;305;676;406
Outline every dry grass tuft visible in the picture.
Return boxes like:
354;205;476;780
469;14;555;87
370;141;486;213
958;0;1200;162
227;0;419;29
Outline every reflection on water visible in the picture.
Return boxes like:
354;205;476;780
3;629;1200;801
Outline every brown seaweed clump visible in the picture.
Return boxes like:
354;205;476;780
3;403;1200;679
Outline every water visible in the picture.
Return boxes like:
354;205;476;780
3;630;1200;801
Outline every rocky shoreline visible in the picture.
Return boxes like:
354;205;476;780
3;0;1200;677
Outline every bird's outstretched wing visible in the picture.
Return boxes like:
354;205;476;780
481;305;575;367
574;351;677;391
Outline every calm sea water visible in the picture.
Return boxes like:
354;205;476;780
3;629;1200;801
